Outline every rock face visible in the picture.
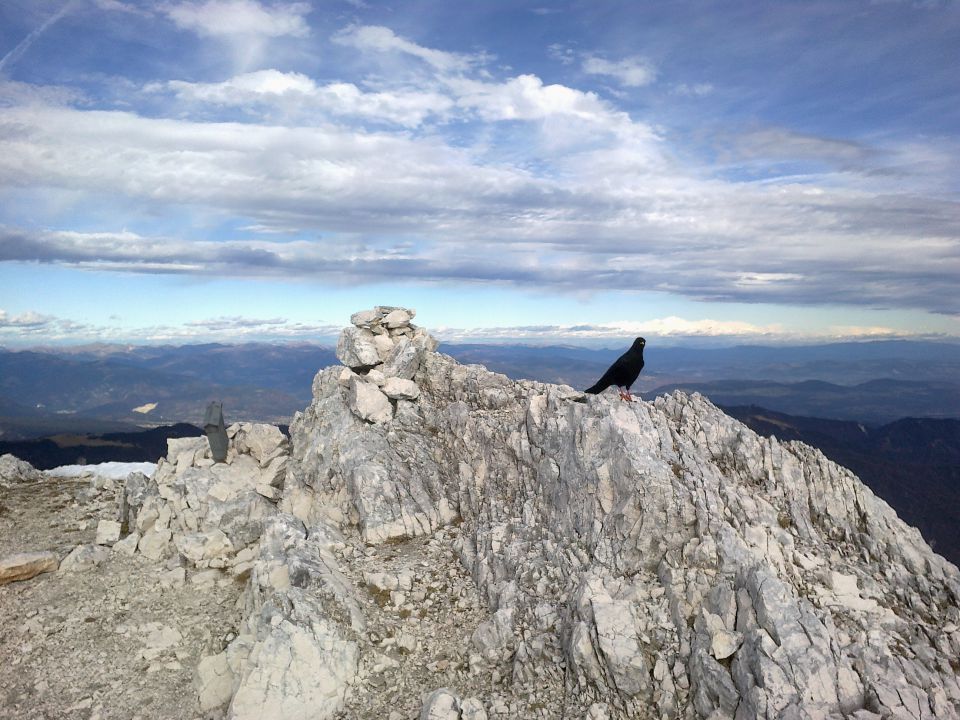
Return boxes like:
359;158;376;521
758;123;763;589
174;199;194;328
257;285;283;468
0;454;43;486
107;307;960;719
242;307;960;720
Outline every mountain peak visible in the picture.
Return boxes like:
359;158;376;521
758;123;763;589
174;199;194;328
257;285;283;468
41;309;957;719
253;309;960;718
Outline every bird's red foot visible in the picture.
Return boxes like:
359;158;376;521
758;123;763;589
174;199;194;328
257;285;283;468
619;389;634;401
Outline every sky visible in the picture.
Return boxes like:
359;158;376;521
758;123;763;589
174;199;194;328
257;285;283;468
0;0;958;347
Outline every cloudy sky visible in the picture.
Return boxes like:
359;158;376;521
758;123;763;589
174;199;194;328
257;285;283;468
0;0;958;346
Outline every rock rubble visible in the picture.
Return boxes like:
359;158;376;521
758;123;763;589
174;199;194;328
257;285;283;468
122;422;289;568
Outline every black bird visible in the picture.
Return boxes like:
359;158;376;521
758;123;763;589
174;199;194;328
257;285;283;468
584;337;646;401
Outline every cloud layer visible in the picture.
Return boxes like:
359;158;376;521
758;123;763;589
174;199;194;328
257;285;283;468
0;305;925;348
1;6;958;338
163;0;310;38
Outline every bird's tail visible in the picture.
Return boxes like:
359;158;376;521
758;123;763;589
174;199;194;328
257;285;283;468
584;382;605;394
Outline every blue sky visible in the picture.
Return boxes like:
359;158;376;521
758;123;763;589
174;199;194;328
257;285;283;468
0;0;958;346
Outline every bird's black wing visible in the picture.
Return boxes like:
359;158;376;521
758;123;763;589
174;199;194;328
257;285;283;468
584;352;632;394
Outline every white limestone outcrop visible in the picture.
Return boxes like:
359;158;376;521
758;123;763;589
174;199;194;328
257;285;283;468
257;306;960;720
106;306;960;720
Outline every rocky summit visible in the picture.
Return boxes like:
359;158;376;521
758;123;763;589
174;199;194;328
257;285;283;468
1;306;959;720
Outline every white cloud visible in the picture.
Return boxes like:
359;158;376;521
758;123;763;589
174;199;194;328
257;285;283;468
430;318;922;343
0;308;93;340
672;82;714;97
333;25;489;73
0;306;921;347
547;43;576;66
731;127;871;167
582;55;656;87
163;0;310;38
452;74;612;122
93;0;152;16
0;309;55;328
157;70;454;127
603;317;783;337
1;27;958;317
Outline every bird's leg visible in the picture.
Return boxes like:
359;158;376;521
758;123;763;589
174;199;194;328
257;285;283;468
618;388;633;401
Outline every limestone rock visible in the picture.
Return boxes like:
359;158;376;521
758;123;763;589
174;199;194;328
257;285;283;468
60;544;111;572
175;529;234;563
125;420;290;568
196;652;235;711
233;423;288;467
382;377;420;400
0;453;42;486
460;698;487;720
336;326;381;369
0;550;58;585
122;471;156;528
381;337;421;379
350;309;381;327
138;528;172;561
95;520;122;546
113;531;140;555
228;617;358;720
270;308;960;720
347;377;393;424
420;688;460;720
383;308;412;329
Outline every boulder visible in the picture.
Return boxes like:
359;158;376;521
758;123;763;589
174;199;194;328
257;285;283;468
233;424;287;467
0;454;42;486
196;652;235;711
0;551;58;585
175;529;234;563
382;377;420;400
60;544;111;572
383;308;412;329
228;618;358;720
420;689;461;720
336;327;381;369
347;377;393;424
95;520;122;546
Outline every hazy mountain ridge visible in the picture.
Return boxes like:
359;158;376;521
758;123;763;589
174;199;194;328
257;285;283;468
447;339;960;391
649;377;960;424
0;346;323;429
3;340;958;430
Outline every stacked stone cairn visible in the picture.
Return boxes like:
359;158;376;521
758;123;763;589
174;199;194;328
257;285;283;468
336;306;438;424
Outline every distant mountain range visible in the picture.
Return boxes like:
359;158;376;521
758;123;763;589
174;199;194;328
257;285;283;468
0;343;337;436
448;338;960;389
3;339;959;433
647;378;960;425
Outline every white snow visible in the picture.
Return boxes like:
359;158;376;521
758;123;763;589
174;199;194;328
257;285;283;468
46;461;156;480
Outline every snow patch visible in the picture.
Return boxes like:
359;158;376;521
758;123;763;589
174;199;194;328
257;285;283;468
46;461;157;480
